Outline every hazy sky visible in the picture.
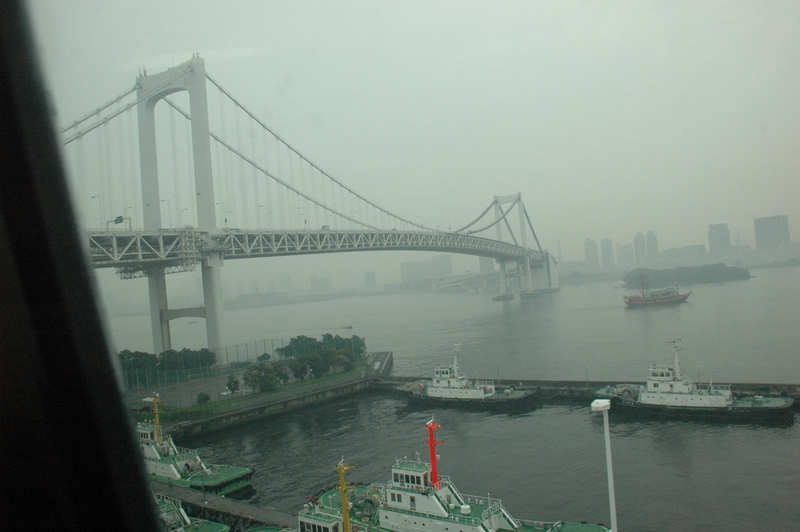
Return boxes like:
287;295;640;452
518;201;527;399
26;1;800;278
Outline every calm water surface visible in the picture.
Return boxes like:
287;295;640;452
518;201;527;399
108;267;800;529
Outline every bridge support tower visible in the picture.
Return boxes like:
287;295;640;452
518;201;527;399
492;193;555;299
136;55;224;353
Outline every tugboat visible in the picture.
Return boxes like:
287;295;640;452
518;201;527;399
402;345;535;411
296;420;609;532
136;394;254;498
594;340;794;421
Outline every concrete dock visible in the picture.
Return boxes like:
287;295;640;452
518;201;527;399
152;481;295;530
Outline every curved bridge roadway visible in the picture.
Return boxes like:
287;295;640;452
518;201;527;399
87;228;545;273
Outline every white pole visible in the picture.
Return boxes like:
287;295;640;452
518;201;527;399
592;399;618;532
603;408;618;532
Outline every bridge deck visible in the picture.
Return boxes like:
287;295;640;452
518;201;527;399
87;228;546;270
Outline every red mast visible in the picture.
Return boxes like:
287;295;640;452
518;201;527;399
425;419;443;488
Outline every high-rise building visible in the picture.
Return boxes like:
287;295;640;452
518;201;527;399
633;232;646;264
478;256;495;273
279;274;292;293
616;243;634;267
584;238;599;268
401;254;453;284
754;215;790;250
645;231;659;257
708;223;731;254
600;239;614;269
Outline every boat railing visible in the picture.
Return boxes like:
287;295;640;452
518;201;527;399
151;450;198;464
397;507;483;527
462;494;503;521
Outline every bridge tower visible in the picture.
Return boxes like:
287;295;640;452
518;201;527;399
136;55;224;353
492;193;554;299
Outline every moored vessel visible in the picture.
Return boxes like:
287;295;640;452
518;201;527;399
137;395;254;498
594;340;794;421
295;420;609;532
401;345;535;410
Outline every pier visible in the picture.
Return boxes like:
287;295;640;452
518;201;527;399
152;481;295;530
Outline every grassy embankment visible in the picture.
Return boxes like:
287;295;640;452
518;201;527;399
134;364;369;424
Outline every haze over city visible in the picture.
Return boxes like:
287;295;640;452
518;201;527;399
27;1;800;297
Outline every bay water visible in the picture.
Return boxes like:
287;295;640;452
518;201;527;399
108;267;800;530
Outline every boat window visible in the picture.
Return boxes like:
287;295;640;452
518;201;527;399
394;473;399;483
410;496;416;510
654;383;659;388
398;494;402;503
391;493;396;502
300;522;307;532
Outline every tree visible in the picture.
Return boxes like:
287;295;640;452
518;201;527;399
257;352;271;362
196;392;211;405
271;362;290;385
288;353;325;380
275;335;323;359
226;374;240;394
159;348;217;371
117;349;157;370
242;363;281;393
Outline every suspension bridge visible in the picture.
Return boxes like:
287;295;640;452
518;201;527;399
61;55;556;354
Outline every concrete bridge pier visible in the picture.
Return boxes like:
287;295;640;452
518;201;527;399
148;268;171;355
201;253;224;351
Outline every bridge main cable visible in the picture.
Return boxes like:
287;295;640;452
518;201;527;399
163;98;380;231
204;73;437;233
61;67;190;145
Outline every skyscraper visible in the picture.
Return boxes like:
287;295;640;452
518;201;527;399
754;215;790;250
645;231;659;257
633;232;646;264
584;238;599;267
616;243;634;267
708;223;731;254
600;239;614;269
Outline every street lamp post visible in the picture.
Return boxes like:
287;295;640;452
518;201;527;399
91;194;102;228
591;399;618;532
216;201;225;226
586;365;590;389
260;204;270;228
161;199;171;228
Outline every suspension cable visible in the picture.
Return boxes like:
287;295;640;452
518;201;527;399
63;68;190;146
452;200;496;233
462;199;519;236
60;86;136;133
162;98;378;230
205;73;436;232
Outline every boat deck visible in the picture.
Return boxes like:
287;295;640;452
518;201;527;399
314;486;607;532
596;384;793;409
151;463;254;496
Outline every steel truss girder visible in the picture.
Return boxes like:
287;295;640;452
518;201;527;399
87;229;545;274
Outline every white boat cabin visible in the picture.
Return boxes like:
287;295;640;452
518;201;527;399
638;341;732;408
136;421;207;479
426;350;496;400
